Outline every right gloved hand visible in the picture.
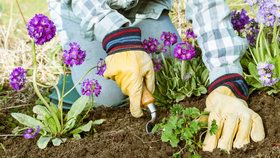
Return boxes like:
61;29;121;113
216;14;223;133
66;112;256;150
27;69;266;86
107;0;139;10
102;27;155;118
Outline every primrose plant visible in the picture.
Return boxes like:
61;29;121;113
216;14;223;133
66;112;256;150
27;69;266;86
152;104;217;158
143;30;209;105
10;14;104;149
232;1;280;94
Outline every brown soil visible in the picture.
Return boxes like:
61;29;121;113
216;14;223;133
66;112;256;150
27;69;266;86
0;92;280;158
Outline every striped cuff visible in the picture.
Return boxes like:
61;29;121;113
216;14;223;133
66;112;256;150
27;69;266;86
102;27;144;55
208;73;249;101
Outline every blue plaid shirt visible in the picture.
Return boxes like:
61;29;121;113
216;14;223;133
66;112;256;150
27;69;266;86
48;0;248;82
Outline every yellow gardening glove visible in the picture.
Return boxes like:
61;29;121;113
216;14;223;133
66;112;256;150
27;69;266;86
203;86;265;153
102;27;155;118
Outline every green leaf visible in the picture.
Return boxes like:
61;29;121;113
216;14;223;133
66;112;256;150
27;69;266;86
210;120;218;135
52;138;66;146
11;113;44;129
73;134;81;140
70;121;93;134
66;96;89;121
92;119;106;125
65;96;89;131
33;105;57;133
37;136;51;149
33;105;51;121
248;62;259;80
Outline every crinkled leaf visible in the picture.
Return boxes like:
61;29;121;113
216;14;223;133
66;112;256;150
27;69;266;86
66;96;89;121
73;134;81;140
65;96;89;131
92;119;105;125
37;136;51;149
70;121;93;134
33;105;57;133
52;138;66;146
11;113;44;129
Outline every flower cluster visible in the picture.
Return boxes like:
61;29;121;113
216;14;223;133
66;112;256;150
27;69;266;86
231;9;250;33
257;62;279;86
246;19;259;46
174;42;196;61
63;42;86;67
142;37;160;54
81;79;102;97
96;58;107;76
9;67;27;91
23;126;40;139
160;32;178;47
185;29;197;39
245;0;280;26
152;58;162;72
27;14;56;45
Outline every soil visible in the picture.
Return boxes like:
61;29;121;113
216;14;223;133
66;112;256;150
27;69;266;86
0;92;279;158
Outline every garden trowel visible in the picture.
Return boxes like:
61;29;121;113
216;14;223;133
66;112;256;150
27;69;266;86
141;85;157;134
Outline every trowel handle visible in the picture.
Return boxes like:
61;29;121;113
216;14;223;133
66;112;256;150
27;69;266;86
141;85;155;108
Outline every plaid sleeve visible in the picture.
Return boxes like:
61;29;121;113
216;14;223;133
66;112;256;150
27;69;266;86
71;0;130;42
185;0;248;82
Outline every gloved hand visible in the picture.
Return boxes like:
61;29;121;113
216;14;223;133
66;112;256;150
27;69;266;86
203;74;265;152
107;0;139;10
102;27;155;118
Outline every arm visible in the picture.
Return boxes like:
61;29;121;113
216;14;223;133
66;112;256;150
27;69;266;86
185;0;265;153
186;0;248;82
71;0;130;42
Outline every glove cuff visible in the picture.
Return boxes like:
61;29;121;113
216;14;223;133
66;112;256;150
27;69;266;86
208;73;249;100
102;27;144;55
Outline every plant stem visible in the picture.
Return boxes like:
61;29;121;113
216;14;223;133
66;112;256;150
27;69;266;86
58;65;67;128
15;0;27;25
181;60;186;80
62;66;96;98
160;53;168;71
31;41;61;134
31;42;50;109
255;24;264;62
272;18;279;57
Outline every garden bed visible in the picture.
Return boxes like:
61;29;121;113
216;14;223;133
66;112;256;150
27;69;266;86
0;92;279;158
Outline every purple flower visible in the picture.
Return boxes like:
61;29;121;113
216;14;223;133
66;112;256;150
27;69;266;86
255;0;280;26
142;37;160;54
96;58;106;76
23;126;40;139
173;42;196;61
231;9;250;33
244;0;259;7
81;79;102;97
246;19;259;46
185;29;197;39
160;32;178;47
257;62;278;86
9;67;27;91
152;58;162;72
63;42;86;67
27;14;56;45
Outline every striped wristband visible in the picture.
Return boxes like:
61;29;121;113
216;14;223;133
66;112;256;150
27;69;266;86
208;73;249;101
102;27;144;55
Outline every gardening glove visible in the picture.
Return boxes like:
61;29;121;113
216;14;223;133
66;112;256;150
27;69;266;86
102;27;155;118
107;0;139;10
203;74;265;153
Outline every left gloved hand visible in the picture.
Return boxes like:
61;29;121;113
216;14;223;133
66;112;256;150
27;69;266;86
203;74;265;152
107;0;139;10
102;27;155;118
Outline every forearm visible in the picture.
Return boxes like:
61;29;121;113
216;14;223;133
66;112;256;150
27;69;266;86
186;0;248;82
71;0;130;42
